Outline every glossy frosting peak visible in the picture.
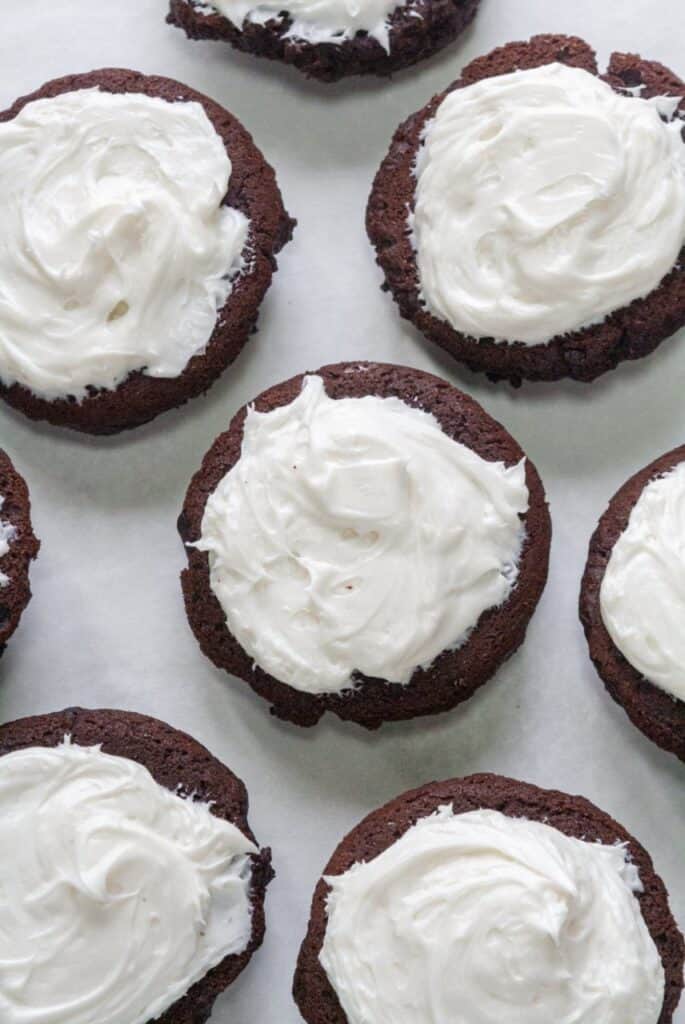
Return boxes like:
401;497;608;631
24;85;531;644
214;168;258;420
413;63;685;344
601;461;685;701
320;807;665;1024
0;88;248;399
0;740;257;1024
198;374;528;694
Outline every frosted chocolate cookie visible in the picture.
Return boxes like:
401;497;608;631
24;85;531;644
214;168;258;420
0;707;272;1024
0;451;39;654
167;0;479;82
0;70;294;434
367;35;685;384
580;447;685;762
294;775;684;1024
179;362;551;728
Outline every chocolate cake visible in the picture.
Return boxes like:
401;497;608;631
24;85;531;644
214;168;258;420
0;450;39;654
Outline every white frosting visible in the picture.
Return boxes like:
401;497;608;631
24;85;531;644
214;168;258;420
601;460;685;702
320;806;665;1024
0;497;15;588
206;0;408;52
197;374;528;695
413;62;685;345
0;88;249;400
0;740;258;1024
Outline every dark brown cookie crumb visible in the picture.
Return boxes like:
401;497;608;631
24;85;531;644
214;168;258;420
179;361;551;729
0;70;295;435
367;35;685;385
0;707;273;1024
294;774;684;1024
168;0;479;82
580;446;685;763
0;450;39;655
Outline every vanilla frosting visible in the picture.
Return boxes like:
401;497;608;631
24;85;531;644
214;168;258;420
320;806;665;1024
206;0;408;52
197;374;529;695
412;62;685;345
601;460;685;702
0;740;258;1024
0;88;249;400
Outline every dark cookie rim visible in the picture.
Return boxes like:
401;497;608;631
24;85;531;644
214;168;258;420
0;69;294;434
293;774;684;1024
178;360;551;729
0;707;272;1024
0;450;40;652
167;0;480;83
366;34;685;384
580;446;685;763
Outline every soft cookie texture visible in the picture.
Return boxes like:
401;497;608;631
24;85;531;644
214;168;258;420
167;0;479;83
580;447;685;763
0;451;39;654
0;70;294;435
367;35;685;385
0;708;273;1024
178;362;551;729
293;775;684;1024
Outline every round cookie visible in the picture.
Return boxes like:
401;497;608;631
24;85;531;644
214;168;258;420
580;447;685;763
178;361;551;729
0;707;273;1024
367;35;685;385
294;774;684;1024
0;451;39;654
0;70;294;435
167;0;479;83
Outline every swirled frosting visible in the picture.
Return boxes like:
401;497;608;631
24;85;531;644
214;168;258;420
320;806;665;1024
206;0;408;52
0;88;249;400
601;460;685;701
0;740;258;1024
412;62;685;345
197;374;528;695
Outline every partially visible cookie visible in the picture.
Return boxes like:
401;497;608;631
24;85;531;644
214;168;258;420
580;446;685;763
294;775;684;1024
0;707;273;1024
0;70;294;434
167;0;479;83
0;450;39;654
367;35;685;384
179;361;550;729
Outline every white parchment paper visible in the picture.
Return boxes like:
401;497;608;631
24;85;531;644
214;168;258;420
1;0;684;1020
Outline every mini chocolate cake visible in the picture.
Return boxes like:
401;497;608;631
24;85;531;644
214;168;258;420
367;35;685;385
294;774;684;1024
168;0;479;83
0;707;273;1024
0;70;294;434
179;362;551;729
0;450;39;654
580;447;685;763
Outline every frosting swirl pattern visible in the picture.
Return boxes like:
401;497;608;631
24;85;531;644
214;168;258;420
0;88;248;399
320;807;665;1024
197;374;528;695
412;63;685;345
601;461;685;701
0;740;257;1024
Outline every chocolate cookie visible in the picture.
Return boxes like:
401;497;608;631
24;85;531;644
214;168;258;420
367;35;685;384
0;450;39;654
168;0;479;83
580;447;685;763
178;361;551;729
0;70;294;435
294;774;684;1024
0;707;273;1024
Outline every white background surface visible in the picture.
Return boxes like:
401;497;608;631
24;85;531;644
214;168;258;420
2;1;685;1021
